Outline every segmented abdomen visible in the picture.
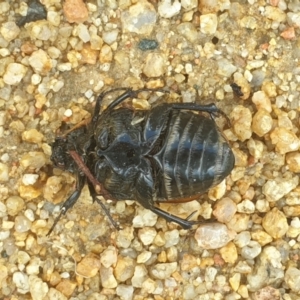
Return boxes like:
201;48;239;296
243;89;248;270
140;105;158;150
153;110;234;200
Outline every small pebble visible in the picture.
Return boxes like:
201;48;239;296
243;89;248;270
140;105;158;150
230;106;252;141
29;275;49;300
264;6;286;23
138;39;159;51
22;129;44;144
56;279;77;298
63;0;89;23
102;29;119;45
77;253;101;277
116;285;134;300
100;246;118;268
18;251;31;265
3;63;28;85
115;226;134;248
251;230;273;246
285;267;300;293
121;1;156;34
0;162;9;182
251;109;273;137
17;0;47;27
164;229;179;248
14;216;32;233
28;49;53;75
234;231;251;248
131;265;148;288
240;241;262;259
213;197;237;223
150;262;177;280
138;227;157;245
158;0;181;18
286;152;300;173
114;256;135;282
262;176;299;202
262;208;289;238
270;127;300;154
77;23;90;43
229;273;241;291
20;152;47;170
132;207;158;227
226;214;250;232
99;44;113;64
22;174;39;186
47;288;68;300
143;53;166;77
237;200;255;214
0;21;20;42
219;242;238;264
200;13;218;35
6;196;25;216
13;272;30;294
195;223;237;249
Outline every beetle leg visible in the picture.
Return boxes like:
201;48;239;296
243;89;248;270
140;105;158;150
87;182;121;230
47;174;85;236
93;88;169;122
171;103;231;126
149;205;202;229
68;150;112;199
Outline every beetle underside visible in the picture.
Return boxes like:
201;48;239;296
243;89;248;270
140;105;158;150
49;88;235;234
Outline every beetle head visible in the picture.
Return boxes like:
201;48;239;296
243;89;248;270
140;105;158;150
50;137;77;173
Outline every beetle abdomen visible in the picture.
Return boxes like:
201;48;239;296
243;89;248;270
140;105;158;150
153;110;234;200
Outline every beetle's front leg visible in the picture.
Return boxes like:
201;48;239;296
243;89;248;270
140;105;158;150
47;174;85;235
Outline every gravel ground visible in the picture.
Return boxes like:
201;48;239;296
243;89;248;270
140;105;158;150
1;0;300;299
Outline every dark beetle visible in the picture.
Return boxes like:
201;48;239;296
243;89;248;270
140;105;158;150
49;88;235;234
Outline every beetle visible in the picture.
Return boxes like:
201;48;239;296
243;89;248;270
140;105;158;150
48;88;235;234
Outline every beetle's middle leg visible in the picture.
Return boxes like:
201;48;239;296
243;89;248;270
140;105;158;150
87;182;120;230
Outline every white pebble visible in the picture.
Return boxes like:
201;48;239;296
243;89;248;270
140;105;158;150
195;223;237;249
3;63;28;85
77;23;90;43
150;262;178;279
13;272;30;294
241;241;262;259
158;0;181;18
64;109;73;117
31;74;42;85
100;246;118;268
200;14;218;35
24;209;35;222
116;285;134;300
138;227;157;245
164;230;179;248
0;21;20;42
102;29;119;45
22;174;39;186
29;275;49;300
132;207;158;227
0;162;9;182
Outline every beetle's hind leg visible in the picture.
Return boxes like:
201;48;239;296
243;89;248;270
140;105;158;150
149;205;202;229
